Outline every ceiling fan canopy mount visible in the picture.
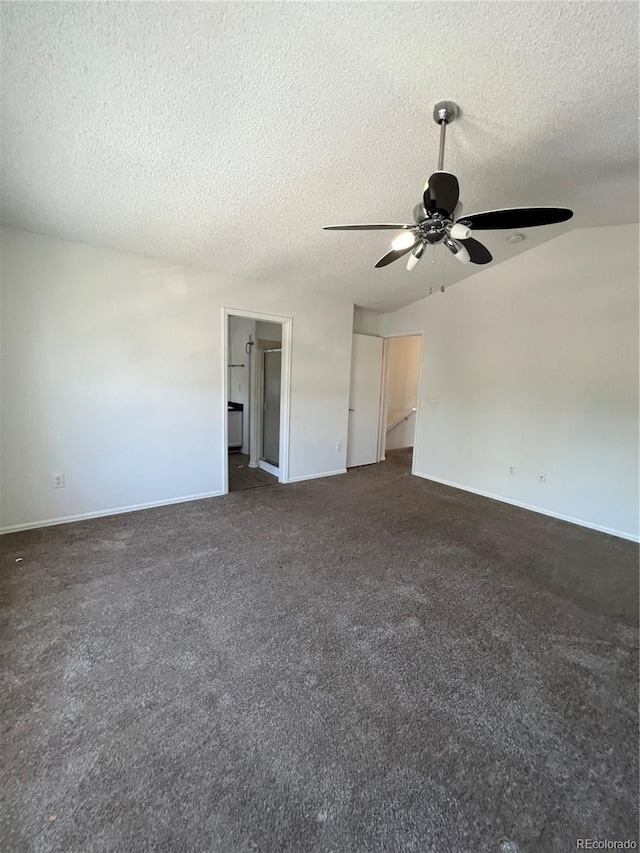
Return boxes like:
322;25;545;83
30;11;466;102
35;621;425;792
432;100;459;126
323;101;573;280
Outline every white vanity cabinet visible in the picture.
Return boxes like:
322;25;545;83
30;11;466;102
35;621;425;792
228;406;243;450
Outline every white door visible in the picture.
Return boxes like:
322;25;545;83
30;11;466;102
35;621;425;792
262;349;281;467
347;333;384;468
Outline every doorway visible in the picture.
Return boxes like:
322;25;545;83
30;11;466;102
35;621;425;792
345;331;423;474
223;310;292;493
379;334;422;467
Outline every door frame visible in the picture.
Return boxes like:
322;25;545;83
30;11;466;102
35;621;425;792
377;330;425;476
222;308;292;494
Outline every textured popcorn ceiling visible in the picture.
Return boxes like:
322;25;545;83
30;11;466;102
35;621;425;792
1;2;638;312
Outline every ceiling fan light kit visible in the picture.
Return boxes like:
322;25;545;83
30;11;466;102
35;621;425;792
324;101;573;282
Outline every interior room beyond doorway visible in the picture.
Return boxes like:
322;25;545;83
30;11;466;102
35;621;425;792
227;314;284;492
382;335;422;463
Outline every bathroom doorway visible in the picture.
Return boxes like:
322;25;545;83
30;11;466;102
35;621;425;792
223;309;292;493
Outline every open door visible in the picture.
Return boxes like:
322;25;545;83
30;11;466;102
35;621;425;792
347;333;384;467
262;349;281;467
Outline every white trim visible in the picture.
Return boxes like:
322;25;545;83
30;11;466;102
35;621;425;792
411;336;426;478
249;332;259;466
287;468;347;483
223;308;292;494
377;337;390;461
0;491;225;535
382;329;426;338
258;459;279;477
413;472;640;542
278;317;292;484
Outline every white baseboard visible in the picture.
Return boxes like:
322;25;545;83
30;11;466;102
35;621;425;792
413;472;639;543
0;490;225;535
258;459;279;478
287;468;347;483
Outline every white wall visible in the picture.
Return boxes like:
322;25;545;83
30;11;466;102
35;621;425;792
381;225;639;540
255;320;282;344
353;306;381;336
0;228;353;531
386;412;416;453
385;335;421;451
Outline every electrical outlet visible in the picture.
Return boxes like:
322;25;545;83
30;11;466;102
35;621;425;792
336;442;342;452
52;473;65;489
538;473;546;483
508;466;517;476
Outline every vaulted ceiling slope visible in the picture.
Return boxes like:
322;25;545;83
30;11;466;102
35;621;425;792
1;2;638;312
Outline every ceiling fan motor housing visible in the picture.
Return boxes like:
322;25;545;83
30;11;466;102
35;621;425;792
418;212;448;244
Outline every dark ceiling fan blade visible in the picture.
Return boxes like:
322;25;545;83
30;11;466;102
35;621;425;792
413;203;427;223
457;207;573;230
374;240;419;268
461;237;492;265
423;172;460;217
323;224;414;231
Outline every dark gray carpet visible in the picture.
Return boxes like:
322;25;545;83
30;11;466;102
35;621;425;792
1;449;638;853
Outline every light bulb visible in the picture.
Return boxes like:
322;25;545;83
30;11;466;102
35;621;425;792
406;242;425;270
452;242;470;263
450;222;471;240
391;231;415;251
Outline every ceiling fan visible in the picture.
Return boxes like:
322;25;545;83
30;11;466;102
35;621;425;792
324;101;573;272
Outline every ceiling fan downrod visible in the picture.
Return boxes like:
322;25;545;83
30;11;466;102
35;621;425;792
433;100;459;171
